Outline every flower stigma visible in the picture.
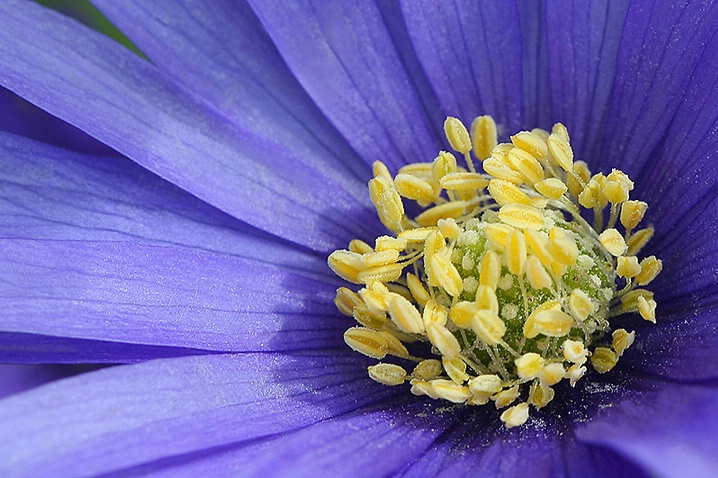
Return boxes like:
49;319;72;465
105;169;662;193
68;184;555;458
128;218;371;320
328;115;662;428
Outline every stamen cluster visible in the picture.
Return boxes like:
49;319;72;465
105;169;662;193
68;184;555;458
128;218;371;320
328;115;662;428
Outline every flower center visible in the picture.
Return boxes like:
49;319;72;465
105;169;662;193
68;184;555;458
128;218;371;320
328;115;662;428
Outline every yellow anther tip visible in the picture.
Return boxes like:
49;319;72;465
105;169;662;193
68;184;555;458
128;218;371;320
444;117;472;154
501;402;530;428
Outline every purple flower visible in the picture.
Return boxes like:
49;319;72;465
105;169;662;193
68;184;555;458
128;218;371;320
1;0;717;476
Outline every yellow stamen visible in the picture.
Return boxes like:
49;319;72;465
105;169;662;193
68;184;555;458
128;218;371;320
471;115;498;160
328;114;662;429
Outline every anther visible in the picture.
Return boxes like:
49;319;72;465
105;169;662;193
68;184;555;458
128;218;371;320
368;363;407;386
394;173;436;202
500;402;530;428
636;256;662;286
492;385;520;408
406;273;430;307
511;131;548;159
505;229;527;275
432;151;458;182
552;123;570;142
428;380;472;403
547;133;574;171
471;309;506;345
620;200;648;231
524;307;573;338
334;287;363;316
471;115;498;160
637;296;657;323
422;299;449;327
590;347;618;373
475;285;499;315
569;289;595;321
617;255;641;279
349;239;374;254
498;204;545;229
528;382;555;409
415;201;467;227
369;174;404;233
468;374;503;395
483;157;525;184
412;359;443;380
488;179;532;206
388;295;425;334
426;322;462;357
599;229;627;257
525;255;552;289
479;250;501;289
515;352;545;380
612;329;635;356
428;253;463;297
328;250;367;283
485;224;514;249
535;178;568;199
626;228;654;256
344;327;390;359
507;147;545;185
563;339;588;364
538;363;565;386
442;356;469;383
444;117;472;155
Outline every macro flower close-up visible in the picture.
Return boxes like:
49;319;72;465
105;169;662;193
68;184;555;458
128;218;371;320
1;0;718;476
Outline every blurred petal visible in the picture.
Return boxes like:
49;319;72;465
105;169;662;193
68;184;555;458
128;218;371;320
578;382;718;478
0;1;378;252
0;352;395;477
401;0;525;133
249;0;442;171
0;239;346;356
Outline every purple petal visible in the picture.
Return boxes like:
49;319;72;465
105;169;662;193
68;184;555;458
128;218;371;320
0;364;95;399
0;1;378;252
578;381;718;478
391;403;646;478
515;0;551;129
241;398;450;478
0;86;114;155
401;0;525;133
607;23;718;384
0;352;395;477
0;239;347;354
622;25;718;301
248;0;442;171
544;0;630;159
618;288;718;381
93;0;368;184
0;132;328;277
594;1;718;174
0;332;210;364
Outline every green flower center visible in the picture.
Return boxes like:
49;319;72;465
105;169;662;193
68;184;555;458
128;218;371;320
328;115;661;428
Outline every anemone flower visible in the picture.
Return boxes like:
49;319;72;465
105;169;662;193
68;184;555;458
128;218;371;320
1;1;718;477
